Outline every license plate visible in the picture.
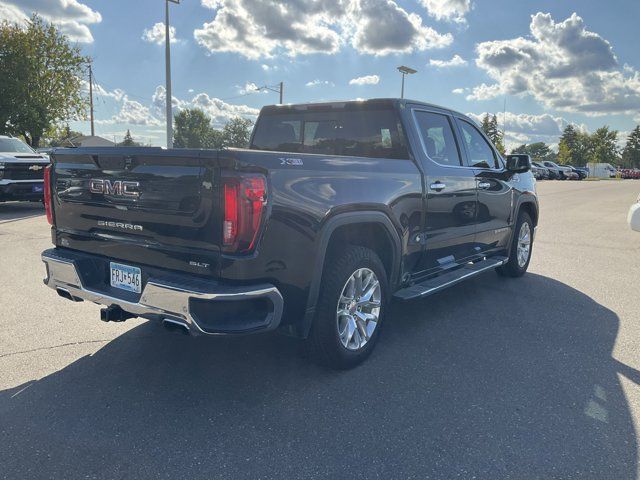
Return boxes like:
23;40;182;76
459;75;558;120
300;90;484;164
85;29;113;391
110;262;142;293
32;184;43;193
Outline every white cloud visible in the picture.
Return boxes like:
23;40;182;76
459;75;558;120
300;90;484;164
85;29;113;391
142;22;177;45
429;54;467;68
349;0;452;55
0;3;28;24
349;75;380;86
0;0;101;43
306;79;335;87
97;97;162;127
194;0;452;59
151;86;186;120
420;0;472;23
470;12;640;117
190;93;260;128
452;88;466;94
96;85;259;131
467;111;582;151
236;82;264;95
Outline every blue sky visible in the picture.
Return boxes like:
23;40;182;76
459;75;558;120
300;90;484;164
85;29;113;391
3;0;640;148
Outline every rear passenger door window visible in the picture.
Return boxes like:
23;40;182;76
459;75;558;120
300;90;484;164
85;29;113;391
458;120;498;169
413;111;462;167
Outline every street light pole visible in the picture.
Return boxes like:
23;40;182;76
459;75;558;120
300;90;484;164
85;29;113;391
88;64;95;137
165;0;180;148
397;66;417;99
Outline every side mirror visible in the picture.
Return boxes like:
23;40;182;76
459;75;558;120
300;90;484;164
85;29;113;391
506;154;531;173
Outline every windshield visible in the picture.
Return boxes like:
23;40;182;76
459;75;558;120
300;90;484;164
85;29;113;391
0;138;35;154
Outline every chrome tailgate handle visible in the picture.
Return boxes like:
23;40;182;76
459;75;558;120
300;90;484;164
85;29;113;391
430;182;446;192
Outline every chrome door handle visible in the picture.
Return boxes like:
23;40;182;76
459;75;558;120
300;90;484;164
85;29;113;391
430;182;446;191
478;181;491;189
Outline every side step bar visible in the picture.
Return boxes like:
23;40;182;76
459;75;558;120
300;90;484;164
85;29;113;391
394;256;508;301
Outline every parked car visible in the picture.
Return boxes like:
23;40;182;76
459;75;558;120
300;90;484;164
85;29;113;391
532;161;554;179
543;161;572;180
530;164;543;179
574;166;590;179
531;162;548;180
562;165;587;180
559;165;580;180
629;194;640;231
620;168;640;179
0;135;50;203
41;99;539;369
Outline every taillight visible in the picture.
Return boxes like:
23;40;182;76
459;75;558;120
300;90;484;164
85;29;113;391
222;174;267;253
43;165;54;225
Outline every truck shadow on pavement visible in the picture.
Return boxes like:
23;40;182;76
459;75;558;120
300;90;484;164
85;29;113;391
1;273;638;479
0;202;44;224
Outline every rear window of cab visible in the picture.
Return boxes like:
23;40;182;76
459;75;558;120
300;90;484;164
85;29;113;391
251;108;410;160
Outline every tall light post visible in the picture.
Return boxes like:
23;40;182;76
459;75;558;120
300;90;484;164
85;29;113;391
165;0;180;148
397;66;417;99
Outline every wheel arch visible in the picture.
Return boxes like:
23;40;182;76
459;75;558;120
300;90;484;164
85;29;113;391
298;211;402;338
517;197;539;227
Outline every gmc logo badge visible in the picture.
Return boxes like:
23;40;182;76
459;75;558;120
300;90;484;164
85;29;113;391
89;179;140;198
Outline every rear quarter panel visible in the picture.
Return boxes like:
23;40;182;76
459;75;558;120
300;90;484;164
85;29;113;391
222;149;423;326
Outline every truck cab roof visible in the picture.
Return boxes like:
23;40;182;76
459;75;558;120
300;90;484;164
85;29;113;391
260;98;470;121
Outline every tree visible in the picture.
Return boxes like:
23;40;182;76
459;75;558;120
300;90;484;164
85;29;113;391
557;141;572;165
174;109;254;149
44;124;83;147
220;117;254;148
120;129;139;146
480;114;504;155
589;126;619;165
622;126;640;168
0;15;88;147
558;124;593;166
511;142;553;163
480;114;491;138
174;108;216;148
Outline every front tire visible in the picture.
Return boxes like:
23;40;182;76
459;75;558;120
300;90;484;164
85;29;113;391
497;211;533;277
306;246;388;370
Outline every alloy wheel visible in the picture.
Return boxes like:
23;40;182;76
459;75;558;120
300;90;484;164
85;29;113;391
336;268;381;351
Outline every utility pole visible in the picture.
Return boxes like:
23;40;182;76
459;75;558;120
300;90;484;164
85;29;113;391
397;66;417;99
88;64;95;137
255;82;284;104
165;0;180;148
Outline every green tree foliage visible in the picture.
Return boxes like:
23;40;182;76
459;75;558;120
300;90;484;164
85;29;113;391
511;142;554;163
557;124;594;167
0;15;88;147
221;117;253;149
480;113;505;155
173;108;253;149
174;109;217;148
622;126;640;168
588;126;619;165
120;129;138;146
45;124;83;147
556;141;572;165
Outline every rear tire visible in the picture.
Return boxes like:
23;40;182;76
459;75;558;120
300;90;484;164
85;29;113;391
306;246;388;370
497;211;533;278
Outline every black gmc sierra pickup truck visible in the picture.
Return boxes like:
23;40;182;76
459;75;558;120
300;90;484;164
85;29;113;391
42;99;538;369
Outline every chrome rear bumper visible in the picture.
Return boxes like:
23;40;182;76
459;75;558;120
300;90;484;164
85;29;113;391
42;249;283;336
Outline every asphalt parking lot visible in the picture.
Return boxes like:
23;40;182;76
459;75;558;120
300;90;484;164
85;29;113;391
1;180;639;479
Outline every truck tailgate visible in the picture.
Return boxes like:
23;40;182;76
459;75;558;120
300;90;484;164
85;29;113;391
51;148;223;277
